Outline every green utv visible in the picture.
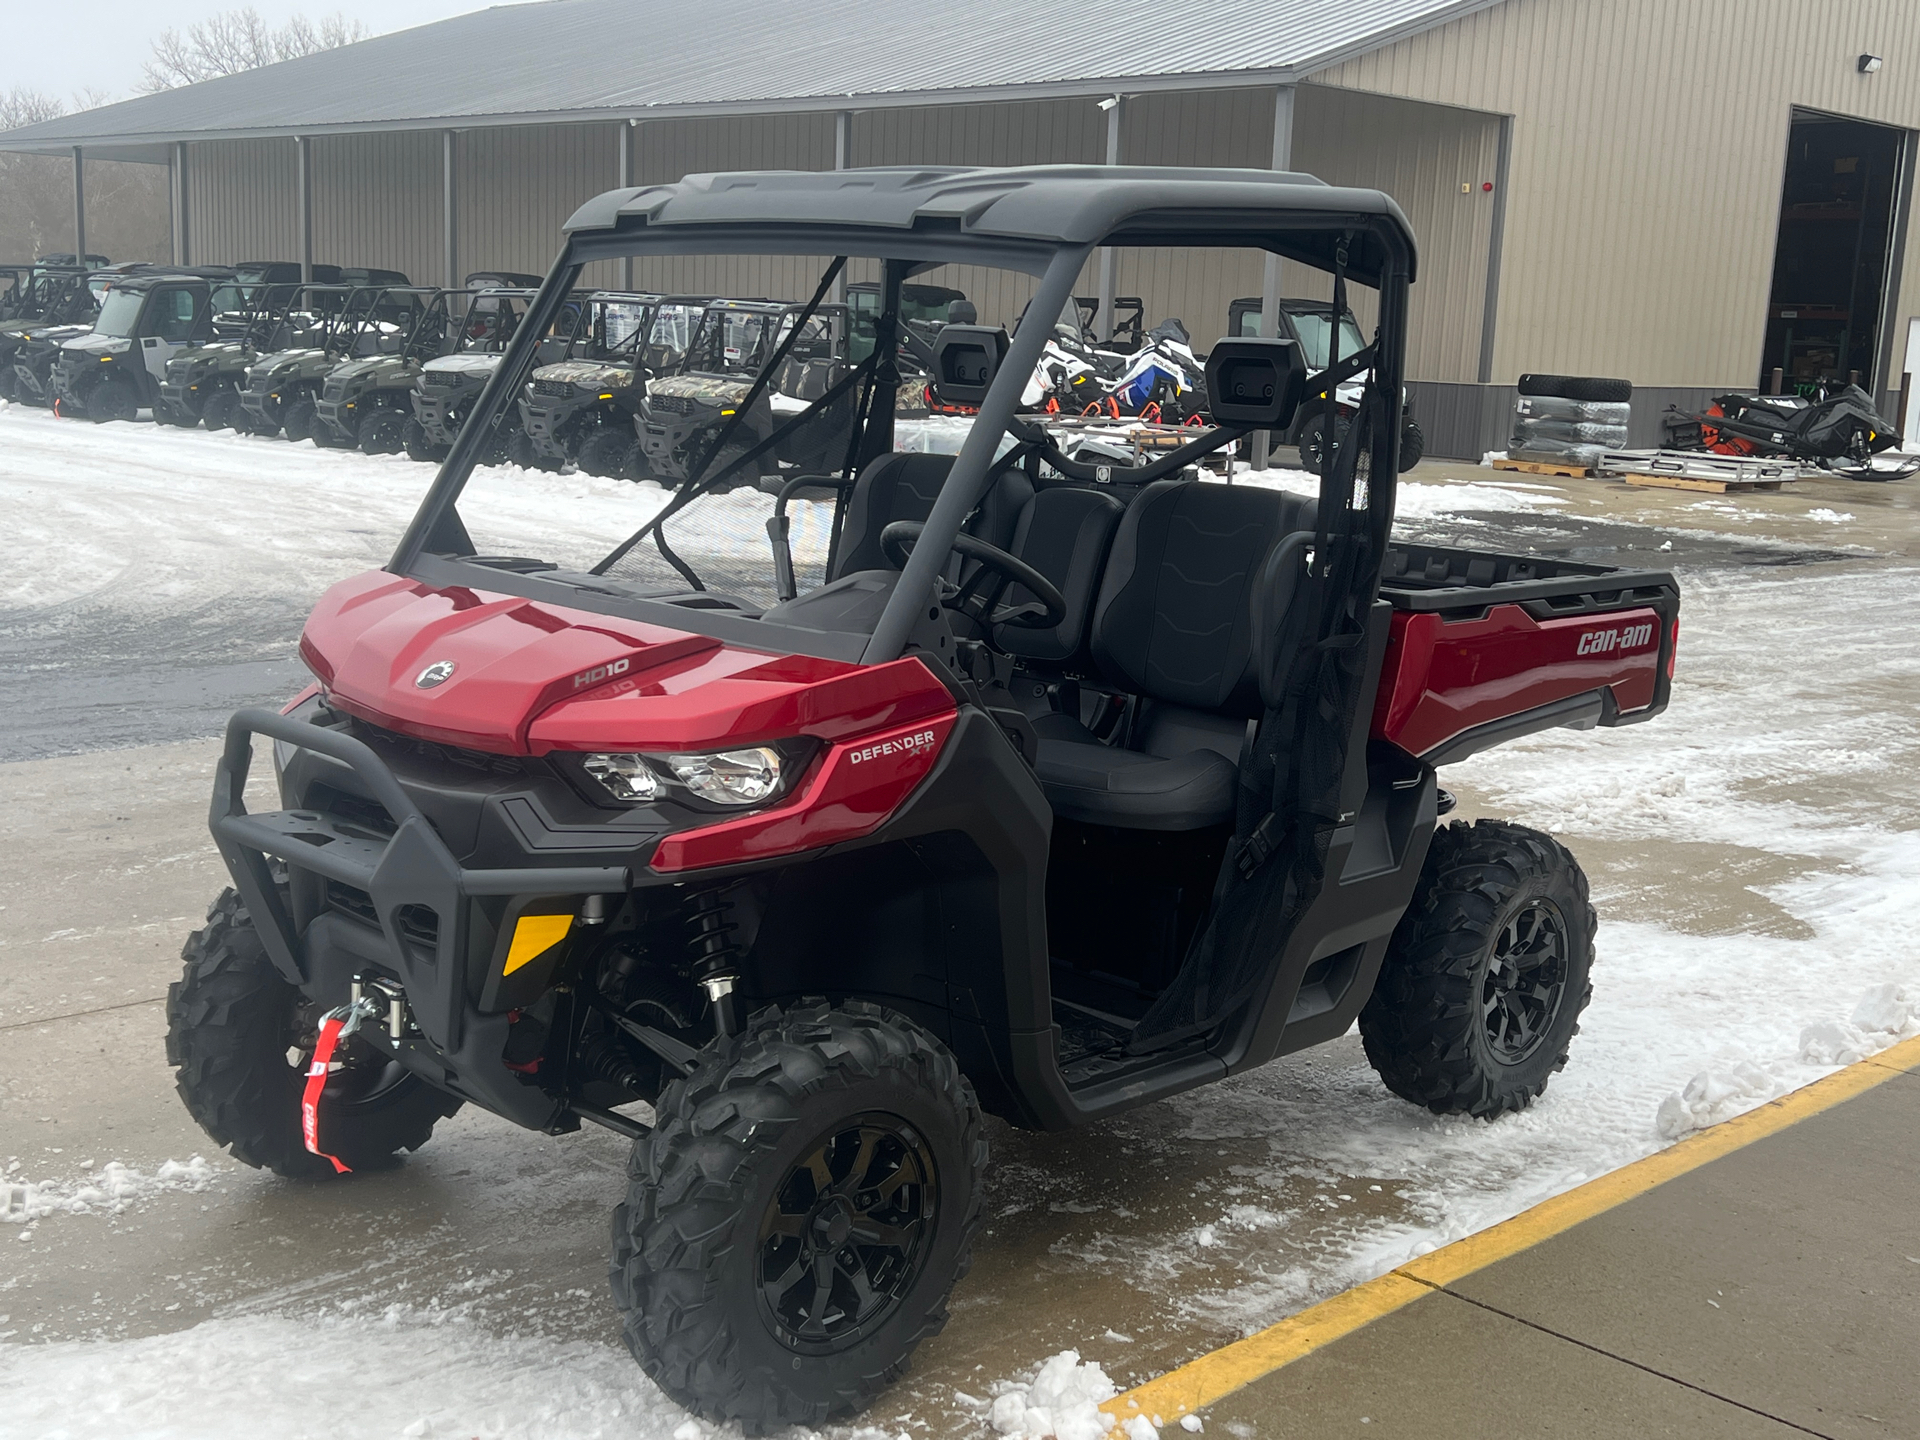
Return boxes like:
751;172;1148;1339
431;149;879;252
398;274;551;463
513;290;710;477
237;273;416;441
312;286;465;452
637;297;858;493
49;268;239;421
155;264;333;429
1;265;104;404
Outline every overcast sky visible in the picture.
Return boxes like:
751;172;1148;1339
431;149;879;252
4;2;501;108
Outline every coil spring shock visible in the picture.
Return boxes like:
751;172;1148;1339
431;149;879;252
684;887;742;1038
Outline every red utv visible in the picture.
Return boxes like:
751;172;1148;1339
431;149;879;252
165;165;1679;1431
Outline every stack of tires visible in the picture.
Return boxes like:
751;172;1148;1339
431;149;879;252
1509;374;1632;469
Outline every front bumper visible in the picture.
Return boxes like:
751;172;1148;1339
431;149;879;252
413;386;477;446
212;707;632;1128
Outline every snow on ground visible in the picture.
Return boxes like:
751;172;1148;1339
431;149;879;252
2;1156;219;1238
3;403;1917;1437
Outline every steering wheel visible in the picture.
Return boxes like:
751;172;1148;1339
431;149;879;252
880;520;1067;631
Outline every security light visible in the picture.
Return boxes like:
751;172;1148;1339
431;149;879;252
1098;95;1120;111
1859;54;1883;74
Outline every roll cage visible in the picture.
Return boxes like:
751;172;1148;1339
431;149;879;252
391;165;1415;670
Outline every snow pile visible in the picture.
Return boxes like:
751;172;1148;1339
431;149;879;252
0;1305;693;1440
987;1351;1129;1440
1806;508;1855;524
1654;1064;1785;1139
1797;984;1918;1067
1;1156;218;1231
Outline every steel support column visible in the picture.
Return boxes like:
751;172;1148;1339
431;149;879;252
1096;98;1122;340
832;110;851;304
1252;84;1296;469
443;130;458;289
171;141;190;265
619;119;635;291
71;147;86;263
1477;115;1513;385
296;135;313;284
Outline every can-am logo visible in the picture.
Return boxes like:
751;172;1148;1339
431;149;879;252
572;657;632;690
1576;622;1655;656
849;729;938;765
414;659;457;689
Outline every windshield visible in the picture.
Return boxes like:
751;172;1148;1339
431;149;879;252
93;288;145;338
1287;310;1368;371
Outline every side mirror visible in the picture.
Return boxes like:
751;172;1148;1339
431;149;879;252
931;323;1008;406
1204;337;1308;429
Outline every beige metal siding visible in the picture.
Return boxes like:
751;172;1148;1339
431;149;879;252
1293;86;1501;382
312;131;440;284
459;123;622;288
1314;0;1920;388
186;138;299;264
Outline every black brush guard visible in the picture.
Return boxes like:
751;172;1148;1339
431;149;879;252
211;707;630;1126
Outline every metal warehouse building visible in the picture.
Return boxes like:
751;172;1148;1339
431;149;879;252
6;0;1920;456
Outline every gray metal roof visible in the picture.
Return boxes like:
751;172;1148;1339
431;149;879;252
0;0;1503;153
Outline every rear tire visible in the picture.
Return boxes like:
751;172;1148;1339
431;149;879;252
1517;373;1633;403
609;999;987;1432
165;889;459;1177
1398;418;1425;472
1359;820;1595;1120
1295;409;1347;477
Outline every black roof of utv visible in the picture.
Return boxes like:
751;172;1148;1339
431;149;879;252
562;164;1417;284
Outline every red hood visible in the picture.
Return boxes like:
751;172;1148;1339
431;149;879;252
300;570;953;754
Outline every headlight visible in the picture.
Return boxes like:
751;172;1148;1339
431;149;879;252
578;744;790;807
101;338;133;355
661;747;784;806
582;753;659;802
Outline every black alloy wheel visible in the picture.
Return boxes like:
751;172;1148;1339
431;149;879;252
1481;899;1569;1064
757;1114;937;1354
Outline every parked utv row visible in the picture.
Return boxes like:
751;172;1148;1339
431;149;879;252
13;254;1424;479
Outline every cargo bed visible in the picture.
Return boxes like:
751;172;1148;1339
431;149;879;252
1371;543;1680;766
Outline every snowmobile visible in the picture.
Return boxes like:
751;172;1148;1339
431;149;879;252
168;164;1681;1433
398;273;550;462
237;273;414;440
1661;385;1920;481
1227;295;1426;473
152;263;323;428
48;267;238;421
637;297;858;492
509;291;709;475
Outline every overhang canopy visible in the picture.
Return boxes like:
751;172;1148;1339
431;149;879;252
0;0;1502;152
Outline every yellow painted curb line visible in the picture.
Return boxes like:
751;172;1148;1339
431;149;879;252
1102;1032;1920;1432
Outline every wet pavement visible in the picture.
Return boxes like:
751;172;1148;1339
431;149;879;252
2;441;1918;1433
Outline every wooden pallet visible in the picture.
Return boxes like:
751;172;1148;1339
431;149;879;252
1491;456;1591;478
1620;471;1792;494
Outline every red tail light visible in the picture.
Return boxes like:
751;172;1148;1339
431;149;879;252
1667;618;1680;679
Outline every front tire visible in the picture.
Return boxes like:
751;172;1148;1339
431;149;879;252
165;889;459;1177
1398;418;1425;472
360;407;407;455
201;386;236;431
1360;820;1595;1119
609;1000;987;1431
1295;409;1346;476
403;417;447;463
576;425;642;480
89;375;139;423
281;396;317;443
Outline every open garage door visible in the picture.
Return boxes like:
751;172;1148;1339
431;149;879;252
1760;110;1908;395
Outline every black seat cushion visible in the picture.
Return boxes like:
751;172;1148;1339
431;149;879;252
1035;739;1238;831
829;450;1033;581
1090;479;1317;716
994;485;1126;664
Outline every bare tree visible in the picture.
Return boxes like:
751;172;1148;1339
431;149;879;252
141;7;370;92
0;90;172;265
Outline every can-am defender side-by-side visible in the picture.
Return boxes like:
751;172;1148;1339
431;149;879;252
167;166;1679;1432
513;291;711;476
49;268;239;421
237;271;414;439
1229;294;1426;472
638;297;858;491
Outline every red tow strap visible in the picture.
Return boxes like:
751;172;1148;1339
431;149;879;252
303;1000;378;1173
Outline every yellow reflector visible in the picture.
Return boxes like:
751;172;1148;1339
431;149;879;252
720;408;735;416
598;393;614;400
503;913;573;975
